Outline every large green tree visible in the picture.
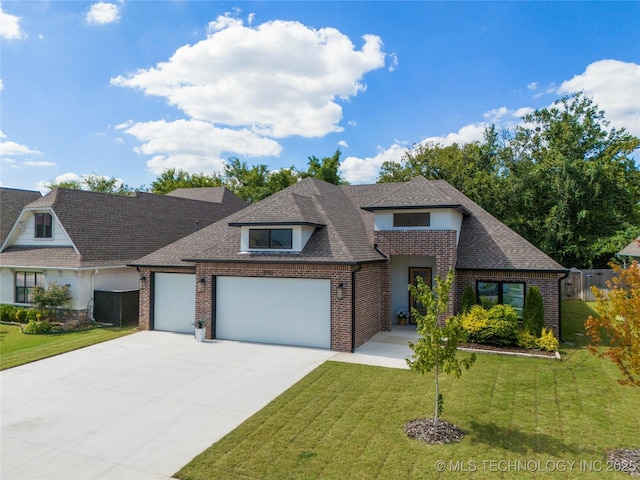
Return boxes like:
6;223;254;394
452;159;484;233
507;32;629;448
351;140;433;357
504;93;640;267
46;174;134;195
150;169;223;194
302;148;348;185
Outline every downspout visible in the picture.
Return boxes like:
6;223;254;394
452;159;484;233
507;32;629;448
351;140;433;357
558;270;570;343
90;269;99;321
351;264;362;353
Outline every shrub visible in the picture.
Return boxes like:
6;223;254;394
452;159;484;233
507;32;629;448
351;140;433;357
536;328;559;352
0;304;17;322
522;286;544;336
459;305;489;343
31;282;72;321
22;320;53;334
517;330;538;350
483;305;519;346
460;285;477;313
15;308;28;323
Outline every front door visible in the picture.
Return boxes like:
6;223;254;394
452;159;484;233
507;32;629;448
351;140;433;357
409;267;432;325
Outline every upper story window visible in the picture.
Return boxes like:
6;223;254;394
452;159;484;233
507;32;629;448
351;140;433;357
393;212;430;227
35;213;52;238
249;228;293;249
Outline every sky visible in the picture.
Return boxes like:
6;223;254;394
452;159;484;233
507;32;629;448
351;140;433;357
1;1;639;193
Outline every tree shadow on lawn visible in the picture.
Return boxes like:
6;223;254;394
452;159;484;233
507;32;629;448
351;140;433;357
467;421;592;457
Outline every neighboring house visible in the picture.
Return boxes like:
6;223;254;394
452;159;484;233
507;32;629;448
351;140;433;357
618;236;640;264
0;187;247;323
132;176;567;352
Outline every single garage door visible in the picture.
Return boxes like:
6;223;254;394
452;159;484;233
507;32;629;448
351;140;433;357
153;273;195;334
216;276;331;349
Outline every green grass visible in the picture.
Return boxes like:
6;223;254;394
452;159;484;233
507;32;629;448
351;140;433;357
177;301;639;479
0;323;138;370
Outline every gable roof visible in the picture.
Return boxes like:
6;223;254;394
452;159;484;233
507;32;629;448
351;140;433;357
0;188;247;269
133;177;566;272
619;237;640;259
167;187;247;212
0;187;42;244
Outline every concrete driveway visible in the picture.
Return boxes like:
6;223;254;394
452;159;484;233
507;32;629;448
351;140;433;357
1;331;335;480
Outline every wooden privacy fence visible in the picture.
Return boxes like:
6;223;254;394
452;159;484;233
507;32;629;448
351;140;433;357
561;269;615;302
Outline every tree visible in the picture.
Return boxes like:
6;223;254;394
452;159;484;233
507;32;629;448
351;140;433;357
585;261;640;386
31;282;72;322
459;285;477;314
522;286;545;336
407;269;476;427
46;174;134;195
150;169;223;194
504;93;640;267
302;149;348;185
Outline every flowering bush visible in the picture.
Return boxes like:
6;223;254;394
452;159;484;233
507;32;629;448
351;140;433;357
395;308;409;319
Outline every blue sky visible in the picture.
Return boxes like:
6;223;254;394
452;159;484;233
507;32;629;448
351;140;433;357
1;1;639;192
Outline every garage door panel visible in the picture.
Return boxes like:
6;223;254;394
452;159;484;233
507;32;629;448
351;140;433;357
154;273;195;334
216;277;330;349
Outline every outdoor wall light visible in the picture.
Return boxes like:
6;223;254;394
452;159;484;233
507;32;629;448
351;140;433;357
138;275;147;290
197;278;206;293
336;283;344;300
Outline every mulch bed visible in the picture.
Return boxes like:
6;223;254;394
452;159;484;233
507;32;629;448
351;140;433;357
459;342;557;358
606;448;640;477
405;418;465;444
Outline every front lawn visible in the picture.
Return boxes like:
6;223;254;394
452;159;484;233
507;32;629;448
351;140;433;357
177;301;639;479
0;323;138;370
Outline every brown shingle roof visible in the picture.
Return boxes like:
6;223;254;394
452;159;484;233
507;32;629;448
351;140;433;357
133;177;566;272
0;188;247;268
0;187;42;244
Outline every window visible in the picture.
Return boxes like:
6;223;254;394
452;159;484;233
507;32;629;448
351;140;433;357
393;212;430;227
15;272;44;304
249;229;293;249
35;213;52;238
477;281;526;317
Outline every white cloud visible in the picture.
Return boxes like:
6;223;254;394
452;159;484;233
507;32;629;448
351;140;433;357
0;5;24;40
421;123;487;147
122;119;282;174
111;16;387;139
527;82;538;91
24;161;56;167
0;79;3;90
86;2;120;25
558;59;640;136
0;131;42;156
338;140;349;148
340;144;406;184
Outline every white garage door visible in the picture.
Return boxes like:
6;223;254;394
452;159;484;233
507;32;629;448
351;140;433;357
153;273;195;334
216;276;331;349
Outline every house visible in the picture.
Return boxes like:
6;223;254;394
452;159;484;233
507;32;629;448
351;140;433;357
618;236;640;265
0;187;247;323
1;187;42;244
132;176;567;351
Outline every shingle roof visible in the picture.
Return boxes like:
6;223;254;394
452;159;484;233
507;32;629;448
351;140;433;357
619;237;640;258
133;177;566;272
0;188;42;244
167;187;248;212
0;188;247;269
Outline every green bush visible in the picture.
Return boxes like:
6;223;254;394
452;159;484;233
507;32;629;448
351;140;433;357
517;330;538;350
14;308;28;323
460;304;519;347
460;285;477;313
536;328;559;352
522;286;544;336
1;304;17;322
22;320;53;334
459;305;489;343
483;305;519;346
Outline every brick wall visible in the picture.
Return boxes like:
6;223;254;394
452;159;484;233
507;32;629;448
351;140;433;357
195;262;354;351
375;230;458;321
354;262;384;348
455;270;562;337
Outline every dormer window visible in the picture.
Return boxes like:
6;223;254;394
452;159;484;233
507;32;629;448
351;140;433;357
35;213;52;238
249;228;293;249
393;212;430;227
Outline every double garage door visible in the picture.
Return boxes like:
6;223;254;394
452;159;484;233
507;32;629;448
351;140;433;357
153;274;331;349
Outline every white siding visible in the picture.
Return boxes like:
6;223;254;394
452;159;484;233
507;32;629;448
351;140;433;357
373;209;464;244
10;210;74;248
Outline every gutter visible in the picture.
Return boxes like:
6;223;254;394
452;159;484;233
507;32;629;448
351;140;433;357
351;264;362;353
557;270;570;343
